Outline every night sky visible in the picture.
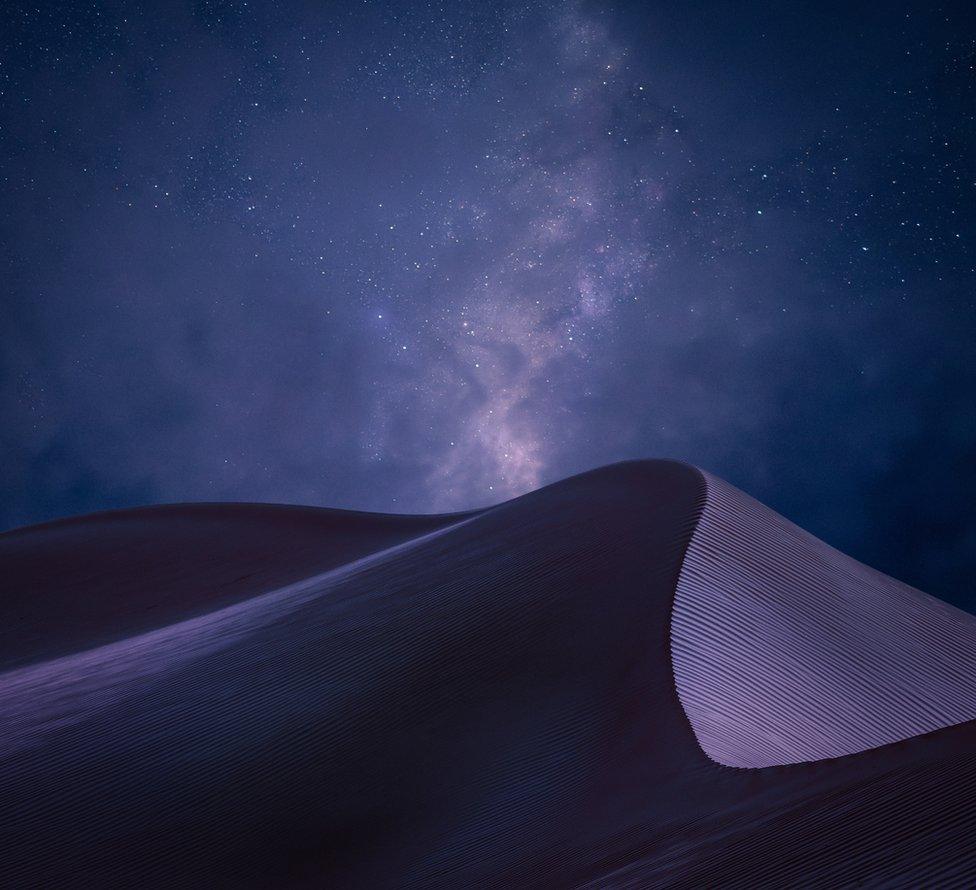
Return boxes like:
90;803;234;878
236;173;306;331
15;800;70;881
3;2;975;608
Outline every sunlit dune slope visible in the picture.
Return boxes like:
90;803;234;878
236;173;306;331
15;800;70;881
2;460;975;887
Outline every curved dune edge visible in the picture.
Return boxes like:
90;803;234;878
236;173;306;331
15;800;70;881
0;460;712;886
0;502;465;672
0;517;474;761
6;460;976;885
671;469;976;768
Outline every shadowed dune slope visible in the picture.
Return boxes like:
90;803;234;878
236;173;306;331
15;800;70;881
1;459;976;887
0;502;462;671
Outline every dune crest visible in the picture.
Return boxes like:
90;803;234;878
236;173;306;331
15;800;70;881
671;471;976;767
2;460;976;886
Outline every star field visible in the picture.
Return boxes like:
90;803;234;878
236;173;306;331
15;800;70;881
2;1;975;608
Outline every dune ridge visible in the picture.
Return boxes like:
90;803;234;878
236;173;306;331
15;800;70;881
671;470;976;767
1;460;974;886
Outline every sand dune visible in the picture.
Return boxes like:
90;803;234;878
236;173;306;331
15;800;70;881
673;470;976;767
1;460;974;886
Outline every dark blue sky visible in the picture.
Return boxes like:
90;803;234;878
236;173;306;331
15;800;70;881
3;1;974;608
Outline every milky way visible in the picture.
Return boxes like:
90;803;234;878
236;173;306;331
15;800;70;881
3;0;975;608
376;3;674;506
